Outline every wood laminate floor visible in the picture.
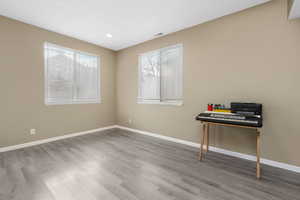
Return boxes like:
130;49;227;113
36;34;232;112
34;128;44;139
0;129;300;200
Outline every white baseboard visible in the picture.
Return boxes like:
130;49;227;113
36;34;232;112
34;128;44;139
0;125;117;153
116;125;300;174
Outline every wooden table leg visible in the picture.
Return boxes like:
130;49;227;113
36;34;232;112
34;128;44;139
198;123;206;161
256;129;261;179
205;123;210;152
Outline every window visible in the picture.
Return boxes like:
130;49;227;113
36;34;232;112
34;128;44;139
138;44;183;105
44;43;100;105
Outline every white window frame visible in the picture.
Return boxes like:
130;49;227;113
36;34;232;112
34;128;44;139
138;44;183;106
44;42;101;105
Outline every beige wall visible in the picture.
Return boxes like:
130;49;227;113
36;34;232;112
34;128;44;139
116;0;300;166
0;16;116;147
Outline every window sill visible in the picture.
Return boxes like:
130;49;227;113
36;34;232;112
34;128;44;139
137;100;183;106
45;100;101;105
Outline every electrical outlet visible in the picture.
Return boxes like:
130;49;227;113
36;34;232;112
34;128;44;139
128;119;132;124
30;129;36;135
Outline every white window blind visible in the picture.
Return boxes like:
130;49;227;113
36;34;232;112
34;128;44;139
138;44;183;105
44;43;100;105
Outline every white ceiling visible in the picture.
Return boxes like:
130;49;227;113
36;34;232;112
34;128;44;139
0;0;270;51
289;0;300;19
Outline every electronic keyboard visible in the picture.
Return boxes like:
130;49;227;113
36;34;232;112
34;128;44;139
196;112;262;127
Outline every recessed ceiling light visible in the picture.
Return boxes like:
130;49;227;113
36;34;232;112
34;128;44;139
106;33;113;38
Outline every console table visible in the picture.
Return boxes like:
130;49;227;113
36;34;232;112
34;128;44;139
198;121;262;179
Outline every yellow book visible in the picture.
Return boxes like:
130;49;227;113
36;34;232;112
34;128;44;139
213;109;231;113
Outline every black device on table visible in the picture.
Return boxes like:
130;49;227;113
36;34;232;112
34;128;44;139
196;102;263;127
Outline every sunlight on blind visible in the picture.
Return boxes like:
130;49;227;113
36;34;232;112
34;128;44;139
139;50;160;100
76;53;99;99
161;46;182;100
44;43;100;105
138;44;182;105
46;45;74;101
